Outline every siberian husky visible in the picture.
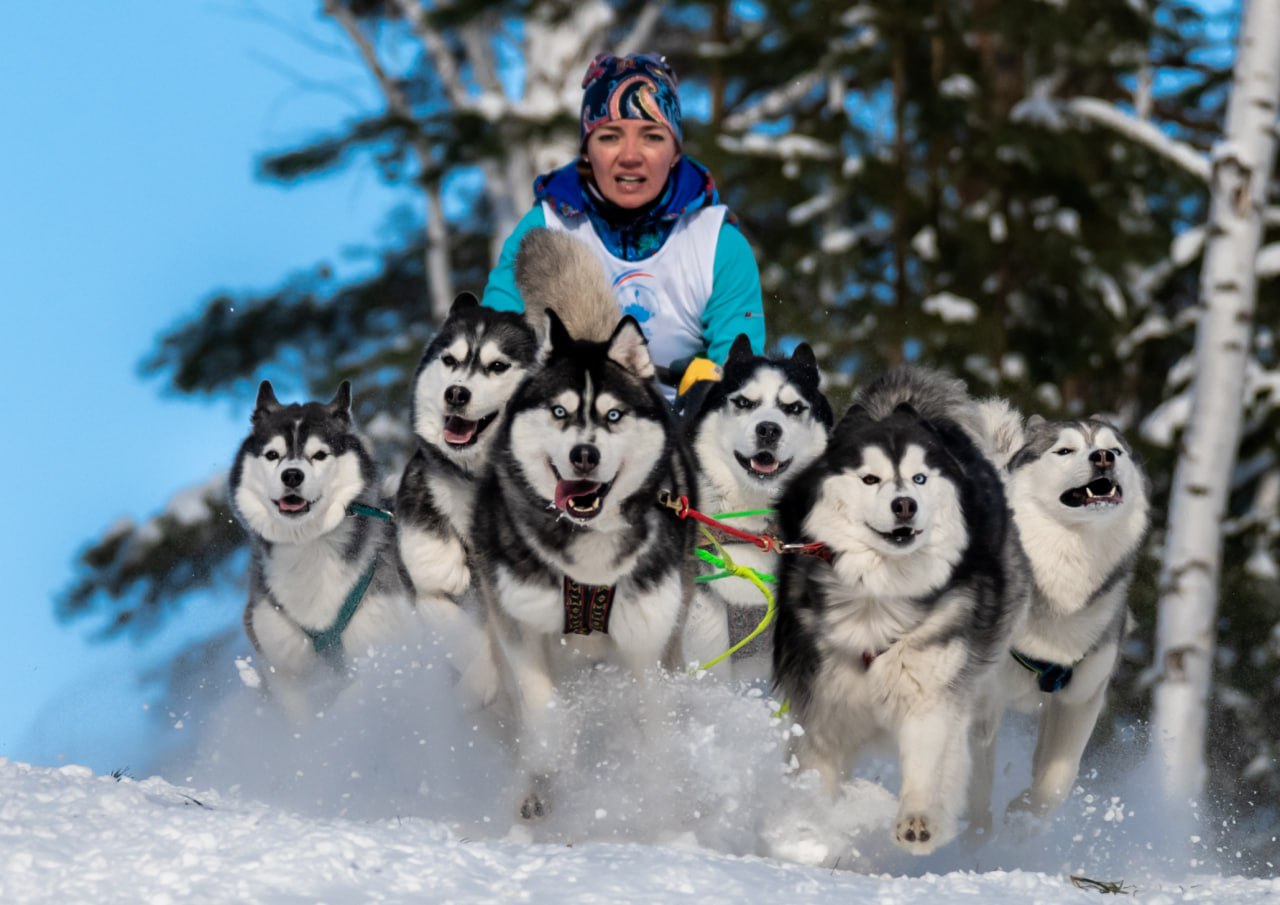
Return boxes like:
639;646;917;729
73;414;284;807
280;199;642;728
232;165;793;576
681;335;833;681
472;228;697;819
970;411;1150;827
395;293;540;704
771;367;1027;854
231;381;416;723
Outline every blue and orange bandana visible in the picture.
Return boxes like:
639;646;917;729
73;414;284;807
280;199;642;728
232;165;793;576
580;52;683;148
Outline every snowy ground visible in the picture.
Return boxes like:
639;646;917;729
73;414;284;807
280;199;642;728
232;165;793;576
3;645;1276;904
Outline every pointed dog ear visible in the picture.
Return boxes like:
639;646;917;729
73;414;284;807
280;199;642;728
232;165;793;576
1026;414;1046;428
449;292;480;315
545;307;573;354
329;381;353;421
727;333;755;365
607;316;655;379
790;342;817;370
253;381;281;423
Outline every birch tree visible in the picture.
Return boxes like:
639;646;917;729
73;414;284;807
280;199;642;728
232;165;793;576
1152;0;1280;803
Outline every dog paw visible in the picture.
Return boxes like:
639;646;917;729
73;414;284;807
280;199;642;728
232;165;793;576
894;811;947;855
519;792;548;821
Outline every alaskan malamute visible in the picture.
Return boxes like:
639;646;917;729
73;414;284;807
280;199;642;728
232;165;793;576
395;293;540;704
681;335;833;681
971;411;1150;825
231;381;415;723
472;228;697;819
772;367;1027;854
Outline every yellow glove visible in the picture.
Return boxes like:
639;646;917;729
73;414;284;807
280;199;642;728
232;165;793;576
677;357;723;397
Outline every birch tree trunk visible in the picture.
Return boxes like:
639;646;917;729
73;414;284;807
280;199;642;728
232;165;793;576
1152;0;1280;803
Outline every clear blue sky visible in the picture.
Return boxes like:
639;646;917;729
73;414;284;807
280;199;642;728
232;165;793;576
0;1;408;770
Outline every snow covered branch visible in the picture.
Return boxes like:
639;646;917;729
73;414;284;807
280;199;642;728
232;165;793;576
1066;97;1211;183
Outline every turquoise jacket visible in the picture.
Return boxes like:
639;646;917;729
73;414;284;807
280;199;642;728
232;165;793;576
481;158;765;372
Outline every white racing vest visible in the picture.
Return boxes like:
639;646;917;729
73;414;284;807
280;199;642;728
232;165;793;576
542;202;727;374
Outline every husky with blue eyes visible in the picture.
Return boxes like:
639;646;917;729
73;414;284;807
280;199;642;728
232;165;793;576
231;381;415;724
472;228;697;821
679;334;834;682
771;366;1028;856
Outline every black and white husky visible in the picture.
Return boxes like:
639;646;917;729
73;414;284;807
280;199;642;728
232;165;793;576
970;410;1150;825
681;335;833;681
231;381;415;723
395;293;540;704
772;367;1027;854
472;228;697;819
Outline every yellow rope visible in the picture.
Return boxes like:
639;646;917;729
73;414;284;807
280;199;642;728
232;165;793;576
689;525;776;673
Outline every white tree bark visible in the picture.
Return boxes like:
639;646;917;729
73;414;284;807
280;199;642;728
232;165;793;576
1152;0;1280;803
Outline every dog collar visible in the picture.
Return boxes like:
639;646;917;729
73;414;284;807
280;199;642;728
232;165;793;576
1011;649;1075;693
563;577;616;635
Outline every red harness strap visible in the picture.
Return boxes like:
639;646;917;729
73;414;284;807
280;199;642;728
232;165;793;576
658;492;833;562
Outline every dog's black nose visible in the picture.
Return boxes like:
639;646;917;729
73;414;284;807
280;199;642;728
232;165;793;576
756;421;782;446
569;444;600;475
1089;448;1115;470
281;468;305;489
445;385;471;408
891;496;917;521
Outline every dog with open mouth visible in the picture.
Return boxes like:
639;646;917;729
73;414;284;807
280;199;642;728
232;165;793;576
680;334;833;682
771;366;1028;856
966;412;1150;831
472;228;697;821
231;381;416;723
394;293;540;705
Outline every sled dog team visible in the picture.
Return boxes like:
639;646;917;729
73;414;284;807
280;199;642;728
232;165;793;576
231;229;1150;854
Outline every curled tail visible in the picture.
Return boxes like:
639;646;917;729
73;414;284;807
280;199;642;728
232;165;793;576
968;397;1026;470
515;228;619;343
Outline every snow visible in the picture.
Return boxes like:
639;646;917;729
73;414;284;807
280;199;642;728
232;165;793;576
4;643;1276;904
923;291;979;324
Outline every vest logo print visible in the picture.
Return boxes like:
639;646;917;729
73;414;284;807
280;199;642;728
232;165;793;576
612;270;657;331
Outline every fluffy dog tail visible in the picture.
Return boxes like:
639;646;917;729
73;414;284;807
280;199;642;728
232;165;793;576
853;365;973;424
515;228;619;343
968;397;1026;470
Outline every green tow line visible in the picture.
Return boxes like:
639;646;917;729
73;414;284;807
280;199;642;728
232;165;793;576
688;509;777;673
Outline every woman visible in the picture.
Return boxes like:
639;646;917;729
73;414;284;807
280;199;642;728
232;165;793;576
481;52;765;397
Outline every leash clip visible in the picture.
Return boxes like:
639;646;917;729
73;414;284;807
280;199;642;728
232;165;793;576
658;490;690;518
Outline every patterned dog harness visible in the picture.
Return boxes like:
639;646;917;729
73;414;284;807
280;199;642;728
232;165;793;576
563;577;617;635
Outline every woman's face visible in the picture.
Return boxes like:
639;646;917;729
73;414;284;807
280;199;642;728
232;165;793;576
585;119;680;209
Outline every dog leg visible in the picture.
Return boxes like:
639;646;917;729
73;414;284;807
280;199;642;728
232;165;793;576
1011;682;1109;819
964;703;1001;842
894;708;969;854
681;591;732;678
489;619;559;820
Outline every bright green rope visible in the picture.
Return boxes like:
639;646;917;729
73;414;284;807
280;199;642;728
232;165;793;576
689;525;777;673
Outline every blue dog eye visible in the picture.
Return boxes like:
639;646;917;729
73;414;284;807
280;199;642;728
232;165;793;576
606;409;622;422
551;405;568;419
913;474;927;485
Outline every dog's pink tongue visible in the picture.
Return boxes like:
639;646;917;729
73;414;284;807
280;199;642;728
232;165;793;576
443;416;478;444
555;479;601;511
277;496;308;513
751;455;779;475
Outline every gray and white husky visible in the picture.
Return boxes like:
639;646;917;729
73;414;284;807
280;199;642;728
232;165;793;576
970;410;1150;826
681;335;833;681
395;293;540;703
472;228;698;819
231;381;416;723
772;367;1027;855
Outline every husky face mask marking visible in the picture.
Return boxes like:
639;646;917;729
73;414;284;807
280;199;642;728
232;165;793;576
1011;420;1139;526
510;377;667;527
411;294;539;464
232;382;367;545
